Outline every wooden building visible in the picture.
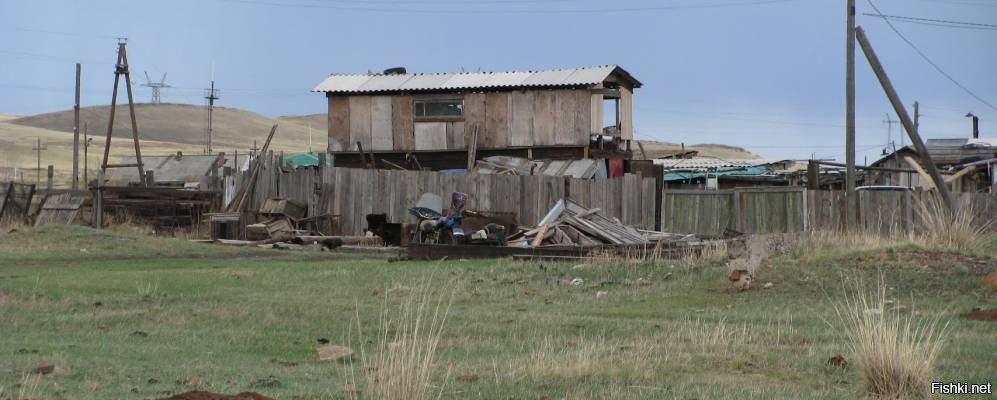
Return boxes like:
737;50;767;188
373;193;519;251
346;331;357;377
312;65;641;169
869;138;996;192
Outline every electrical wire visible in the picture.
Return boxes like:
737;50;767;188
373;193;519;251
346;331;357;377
218;0;803;14
862;13;997;31
865;0;997;112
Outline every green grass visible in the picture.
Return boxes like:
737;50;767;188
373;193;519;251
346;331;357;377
0;226;994;399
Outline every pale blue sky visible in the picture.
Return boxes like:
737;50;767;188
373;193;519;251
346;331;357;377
1;0;995;161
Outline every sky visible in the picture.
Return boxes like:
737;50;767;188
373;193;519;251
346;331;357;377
1;0;995;162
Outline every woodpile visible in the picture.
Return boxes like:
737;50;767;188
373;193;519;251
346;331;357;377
509;199;695;247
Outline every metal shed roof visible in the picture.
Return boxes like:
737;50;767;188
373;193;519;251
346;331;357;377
312;65;641;94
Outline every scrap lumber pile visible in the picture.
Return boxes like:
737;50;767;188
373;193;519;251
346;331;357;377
101;186;221;227
246;197;307;240
509;199;694;247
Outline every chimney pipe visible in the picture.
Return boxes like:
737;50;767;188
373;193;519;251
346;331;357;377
966;112;979;139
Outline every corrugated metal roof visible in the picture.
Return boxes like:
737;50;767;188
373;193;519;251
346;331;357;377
313;65;640;94
653;158;772;171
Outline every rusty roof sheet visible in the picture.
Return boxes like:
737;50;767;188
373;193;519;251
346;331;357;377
313;65;640;94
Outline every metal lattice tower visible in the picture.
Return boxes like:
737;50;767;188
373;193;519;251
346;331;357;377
141;71;171;103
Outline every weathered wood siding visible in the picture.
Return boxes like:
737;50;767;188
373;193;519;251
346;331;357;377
532;91;556;145
329;87;598;151
619;86;633;139
348;96;372;151
248;164;655;236
327;96;350;152
391;96;414;150
509;91;534;147
483;92;510;149
370;96;393;151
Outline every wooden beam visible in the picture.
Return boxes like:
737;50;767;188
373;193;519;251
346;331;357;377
944;165;975;183
855;26;955;210
903;156;933;189
590;88;621;98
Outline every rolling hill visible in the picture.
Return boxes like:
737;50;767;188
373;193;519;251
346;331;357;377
9;103;321;152
0;103;757;186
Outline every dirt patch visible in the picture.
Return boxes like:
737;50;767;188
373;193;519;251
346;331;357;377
863;251;992;275
963;308;997;321
157;391;273;400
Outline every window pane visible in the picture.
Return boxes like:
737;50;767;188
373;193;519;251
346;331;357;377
415;99;463;117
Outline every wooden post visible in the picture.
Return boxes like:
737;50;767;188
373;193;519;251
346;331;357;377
807;160;820;190
92;170;104;229
653;164;664;231
845;0;857;230
72;63;81;191
855;27;956;211
466;124;479;171
46;165;53;192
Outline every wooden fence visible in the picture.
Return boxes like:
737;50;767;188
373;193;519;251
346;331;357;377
661;188;806;236
245;160;656;235
244;160;996;237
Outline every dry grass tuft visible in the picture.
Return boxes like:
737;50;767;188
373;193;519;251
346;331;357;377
833;279;948;399
914;193;991;253
350;278;452;400
103;211;154;235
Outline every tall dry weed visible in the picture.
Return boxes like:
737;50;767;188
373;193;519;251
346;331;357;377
914;193;991;253
349;278;452;400
832;279;948;399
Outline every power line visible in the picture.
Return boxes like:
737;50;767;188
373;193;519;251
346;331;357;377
866;0;997;112
217;0;803;14
635;106;881;129
915;0;997;8
862;13;997;31
0;26;117;40
300;0;575;3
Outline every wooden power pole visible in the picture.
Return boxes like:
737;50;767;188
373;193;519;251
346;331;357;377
855;27;955;211
845;0;857;229
72;63;81;191
100;38;145;184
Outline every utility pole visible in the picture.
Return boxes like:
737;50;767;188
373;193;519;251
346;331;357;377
73;63;81;191
845;0;857;229
855;26;955;211
910;101;918;148
101;38;146;182
32;137;47;186
204;80;220;154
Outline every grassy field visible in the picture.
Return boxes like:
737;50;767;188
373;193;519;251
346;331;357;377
0;226;993;399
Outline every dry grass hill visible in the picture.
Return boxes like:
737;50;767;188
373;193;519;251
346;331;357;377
10;103;320;152
0;104;756;186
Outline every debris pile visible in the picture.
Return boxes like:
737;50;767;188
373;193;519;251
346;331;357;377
508;199;695;247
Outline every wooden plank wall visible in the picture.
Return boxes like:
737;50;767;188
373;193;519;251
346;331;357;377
391;96;414;150
370;96;393;150
532;91;556;146
619;86;633;139
348;97;372;151
248;161;996;237
249;164;654;235
332;89;597;152
327;97;350;152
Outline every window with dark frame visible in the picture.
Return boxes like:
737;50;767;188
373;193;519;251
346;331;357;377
414;99;463;118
